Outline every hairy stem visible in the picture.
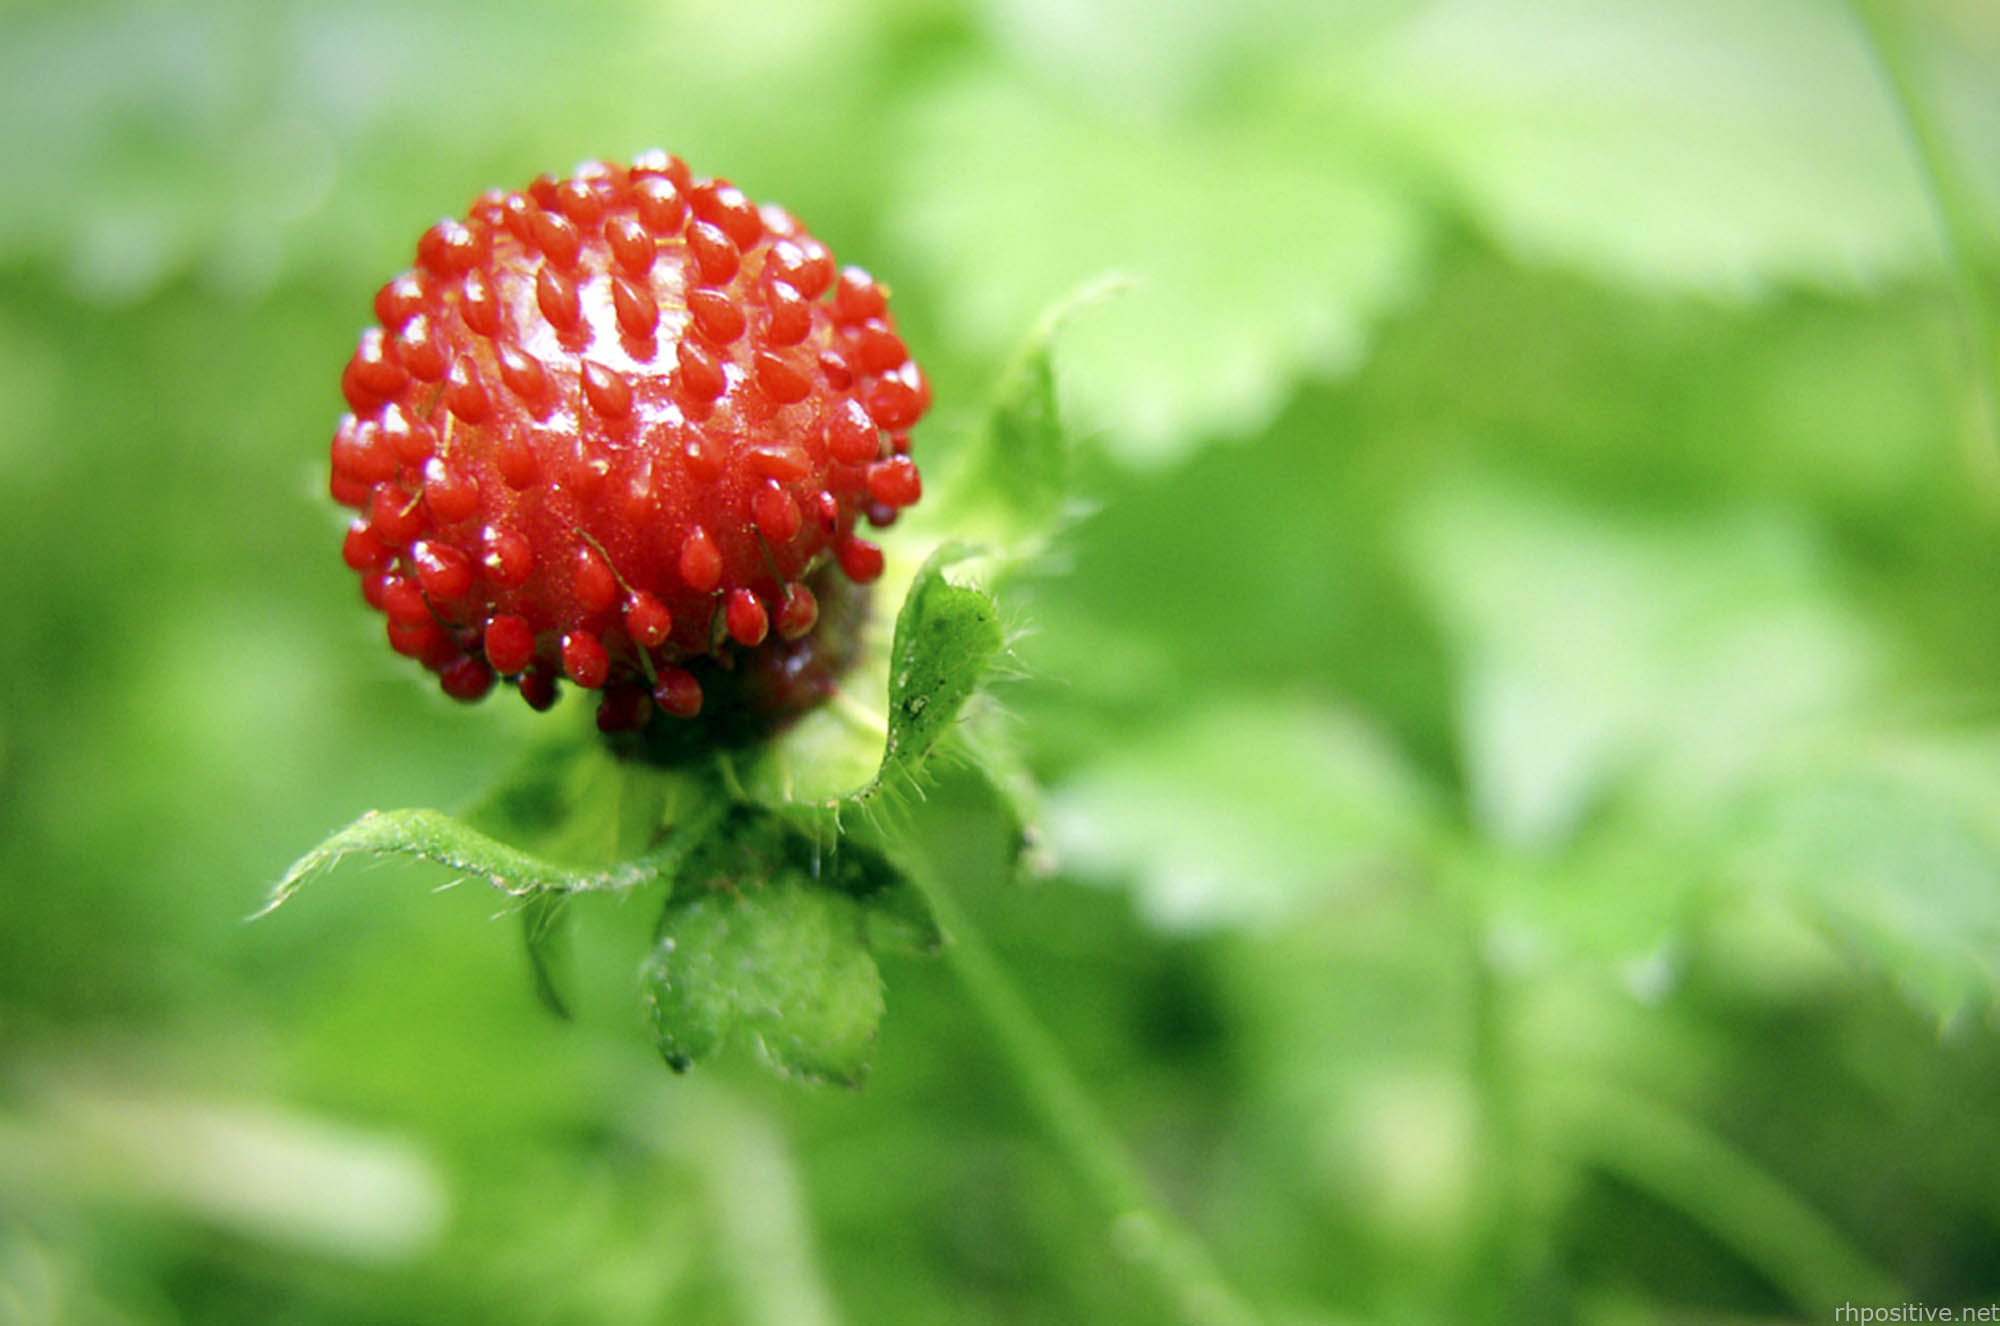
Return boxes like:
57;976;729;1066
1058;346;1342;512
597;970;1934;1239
909;862;1260;1326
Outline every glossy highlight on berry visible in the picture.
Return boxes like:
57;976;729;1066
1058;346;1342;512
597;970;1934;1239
327;153;929;731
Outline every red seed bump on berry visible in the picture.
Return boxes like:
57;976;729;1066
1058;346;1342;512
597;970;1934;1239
461;270;501;337
581;361;633;420
375;274;426;328
688;289;746;344
484;614;536;675
606;215;656;275
679;526;723;593
445;356;492;424
777;582;818;640
482;525;535;585
867;455;922;508
653;667;702;718
343;521;392;573
612;276;660;340
370;485;425;543
676;339;727;402
754;352;812;405
826;400;880;465
351;328;408;397
397;315;449;382
422;458;480;523
572;542;619;614
753;482;802;544
725;589;769;647
687;222;740;285
439;655;497;701
562;630;610;687
535;265;581;333
634;177;688;232
381;405;435;464
530;210;582;269
836;536;884;584
625;592;673;649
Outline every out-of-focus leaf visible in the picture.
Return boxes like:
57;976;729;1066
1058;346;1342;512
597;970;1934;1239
643;854;888;1084
949;722;1054;881
1322;0;1971;296
1049;697;1437;930
1403;479;1880;849
970;0;1376;120
893;75;1422;467
922;279;1117;551
0;0;906;302
1732;734;2000;1024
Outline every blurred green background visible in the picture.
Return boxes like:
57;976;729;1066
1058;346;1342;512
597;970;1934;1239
5;0;2000;1321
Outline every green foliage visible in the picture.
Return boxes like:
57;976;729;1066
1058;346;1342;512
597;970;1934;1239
1049;696;1437;930
895;70;1425;465
1731;734;2000;1023
923;278;1112;547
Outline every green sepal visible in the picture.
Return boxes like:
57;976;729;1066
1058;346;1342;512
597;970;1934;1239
868;543;1007;803
642;806;930;1084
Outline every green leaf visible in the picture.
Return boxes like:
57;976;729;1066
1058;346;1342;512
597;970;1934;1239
262;794;730;915
947;722;1054;883
643;856;888;1085
923;279;1119;550
1049;696;1438;931
1324;0;1972;297
892;74;1423;467
1402;478;1880;850
1731;733;2000;1024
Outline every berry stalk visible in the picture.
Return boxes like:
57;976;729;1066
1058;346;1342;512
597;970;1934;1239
907;858;1261;1326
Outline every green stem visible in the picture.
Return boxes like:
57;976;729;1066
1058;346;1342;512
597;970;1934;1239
909;863;1260;1326
1543;1077;1905;1316
1849;0;2000;466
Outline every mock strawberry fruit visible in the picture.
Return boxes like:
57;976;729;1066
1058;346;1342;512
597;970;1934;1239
329;153;929;731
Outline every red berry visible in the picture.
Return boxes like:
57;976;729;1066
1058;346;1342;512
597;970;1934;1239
327;155;929;717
